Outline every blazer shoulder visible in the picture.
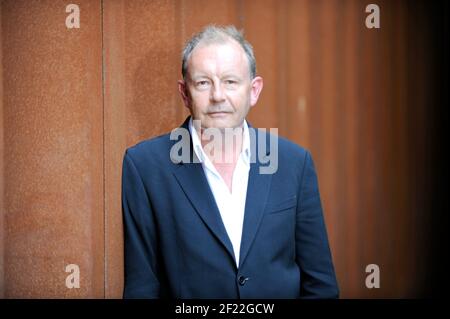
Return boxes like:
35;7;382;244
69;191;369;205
124;132;173;165
266;131;310;161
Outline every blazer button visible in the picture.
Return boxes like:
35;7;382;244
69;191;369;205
238;276;249;286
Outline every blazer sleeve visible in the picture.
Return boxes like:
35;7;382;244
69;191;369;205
295;150;339;298
122;151;161;298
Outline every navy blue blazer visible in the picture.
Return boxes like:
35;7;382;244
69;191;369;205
122;117;339;298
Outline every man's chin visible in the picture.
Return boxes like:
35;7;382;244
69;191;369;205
199;118;242;130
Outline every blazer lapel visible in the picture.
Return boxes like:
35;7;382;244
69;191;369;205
239;129;273;268
171;117;236;263
171;118;274;269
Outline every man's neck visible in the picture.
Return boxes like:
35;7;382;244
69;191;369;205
199;126;244;166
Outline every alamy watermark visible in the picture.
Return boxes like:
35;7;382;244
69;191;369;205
170;121;279;174
65;4;80;29
65;263;80;289
365;4;380;29
365;263;380;289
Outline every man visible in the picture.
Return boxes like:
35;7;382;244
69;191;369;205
122;25;339;298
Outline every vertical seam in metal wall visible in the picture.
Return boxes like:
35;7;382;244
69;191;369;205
355;0;364;297
174;0;180;124
278;1;288;136
236;0;244;29
100;0;106;299
373;0;383;282
308;1;322;158
334;0;345;290
0;2;4;299
178;0;185;124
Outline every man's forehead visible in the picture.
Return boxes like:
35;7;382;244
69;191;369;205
188;41;248;74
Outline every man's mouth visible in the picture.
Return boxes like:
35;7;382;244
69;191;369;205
208;112;230;117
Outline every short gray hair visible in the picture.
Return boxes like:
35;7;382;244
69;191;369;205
181;25;257;80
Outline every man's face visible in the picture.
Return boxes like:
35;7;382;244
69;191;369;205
178;40;263;129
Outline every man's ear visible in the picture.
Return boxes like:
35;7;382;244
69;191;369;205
178;80;191;109
250;76;264;107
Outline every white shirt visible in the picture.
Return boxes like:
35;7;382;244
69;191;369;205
189;118;251;267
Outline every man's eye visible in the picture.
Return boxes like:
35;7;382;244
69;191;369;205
197;81;209;86
225;80;237;84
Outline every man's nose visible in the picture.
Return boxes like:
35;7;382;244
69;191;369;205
211;83;226;102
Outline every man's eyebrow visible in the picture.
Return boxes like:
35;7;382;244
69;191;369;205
222;73;241;79
220;73;244;81
189;72;244;81
190;74;209;81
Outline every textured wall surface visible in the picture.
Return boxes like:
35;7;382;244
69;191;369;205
0;0;445;298
0;2;4;300
1;0;103;298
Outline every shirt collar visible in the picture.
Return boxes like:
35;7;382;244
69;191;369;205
189;117;251;165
